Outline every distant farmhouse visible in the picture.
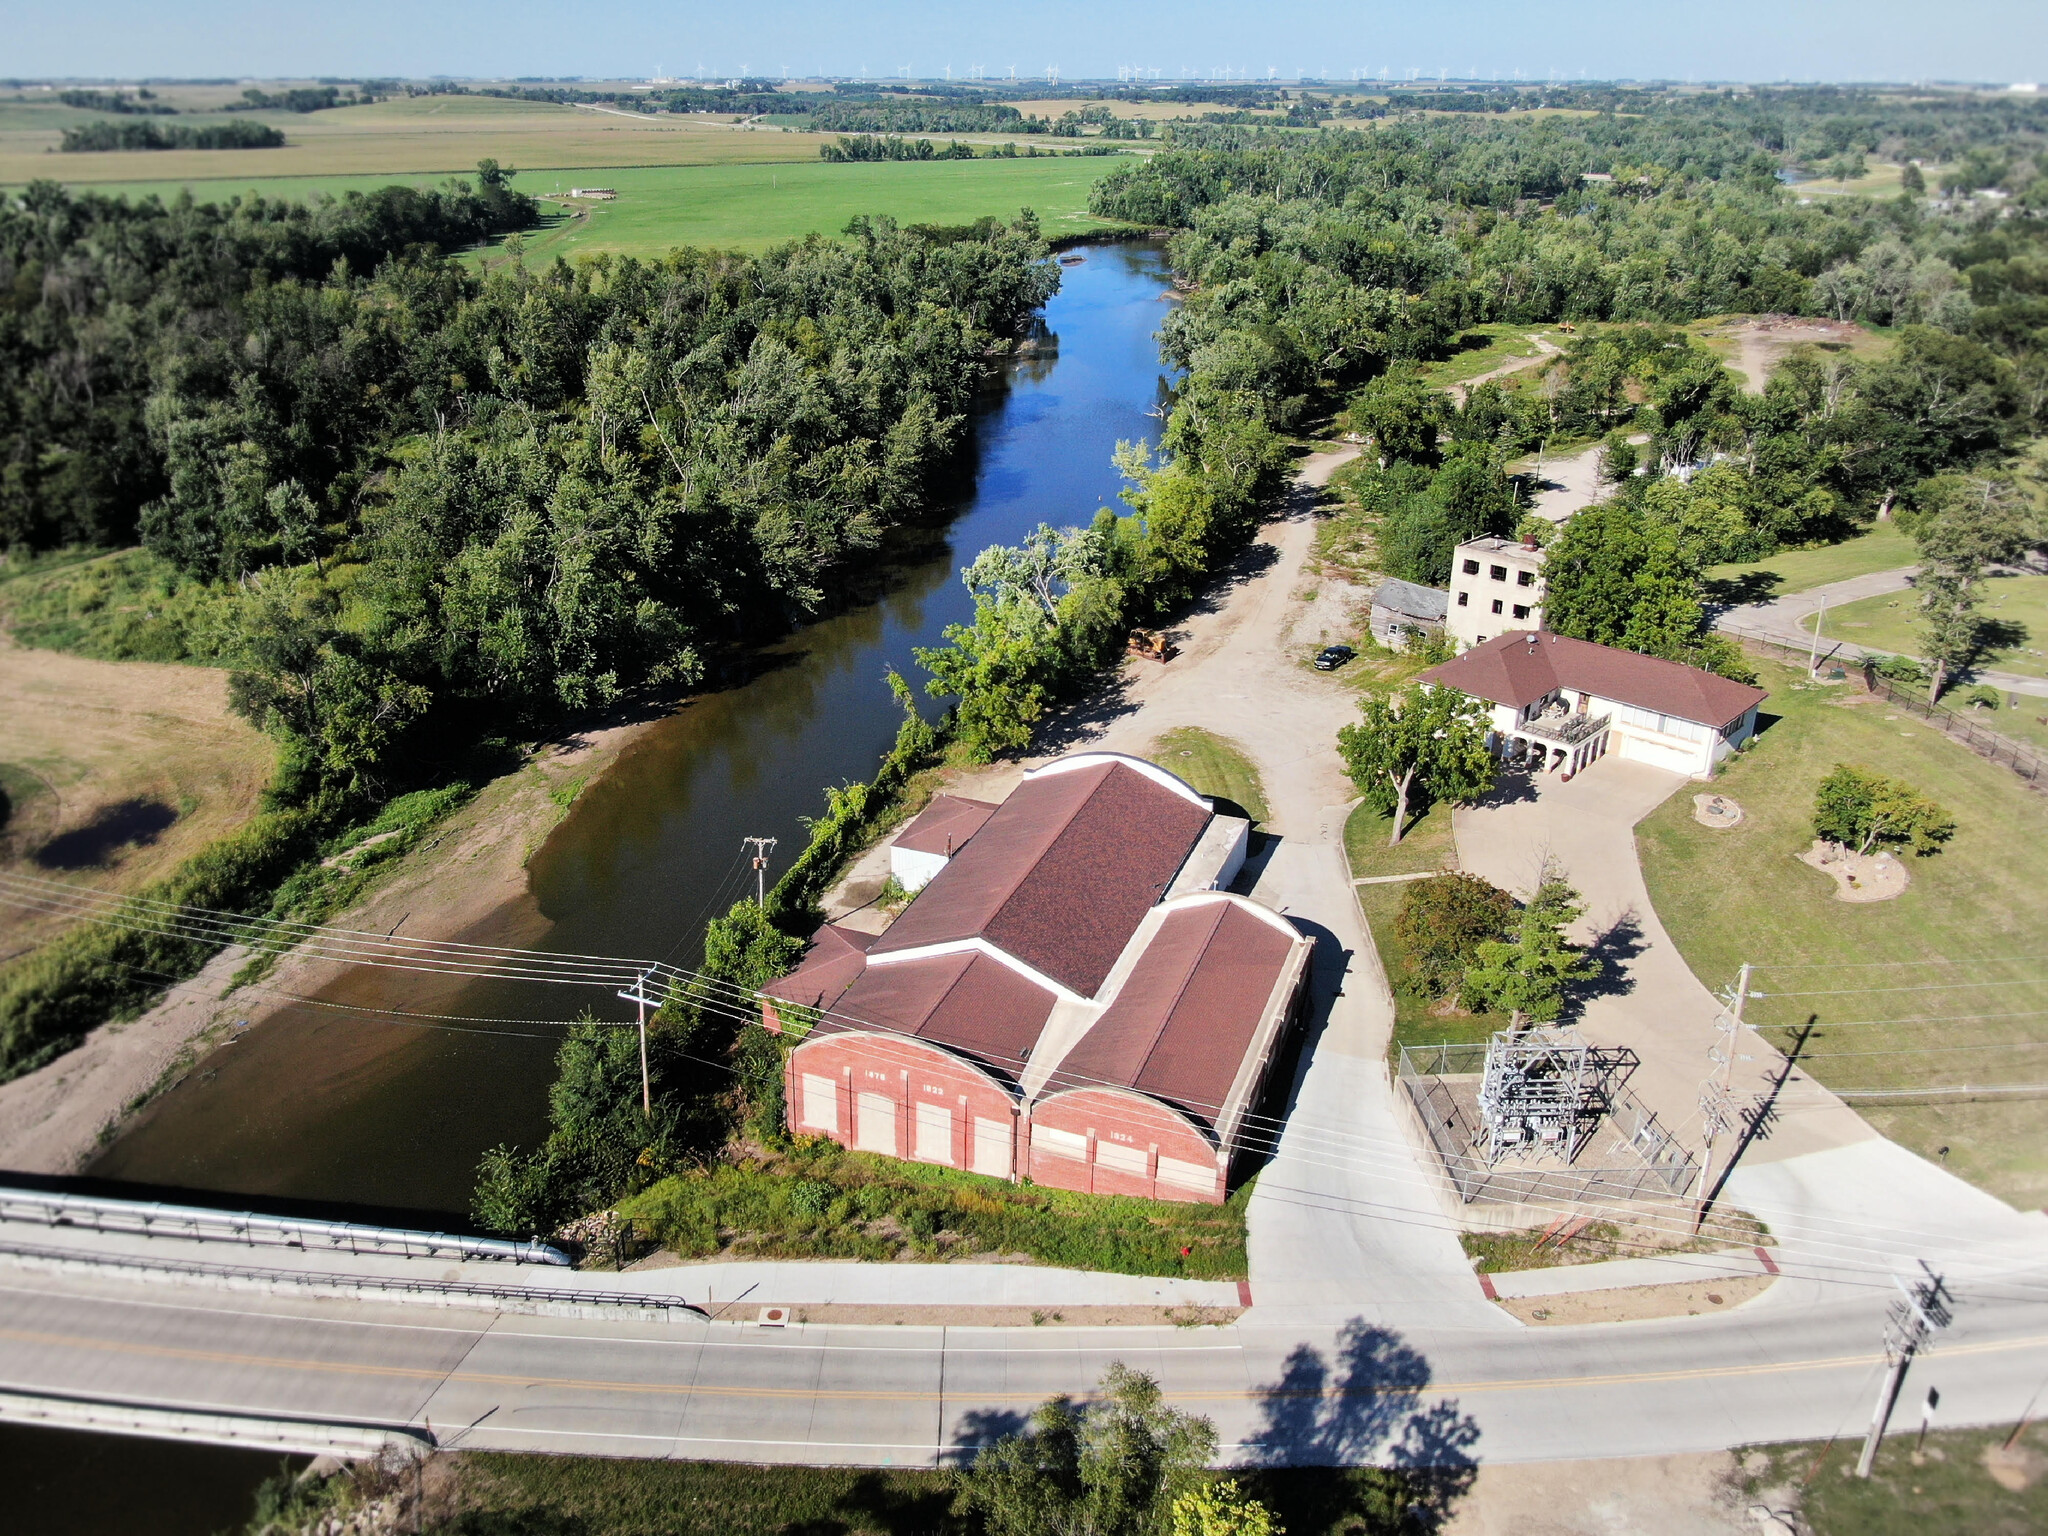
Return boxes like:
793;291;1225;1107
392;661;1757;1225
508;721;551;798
1420;631;1766;779
762;754;1312;1204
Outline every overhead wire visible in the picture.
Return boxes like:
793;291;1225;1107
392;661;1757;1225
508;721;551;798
12;871;2048;1277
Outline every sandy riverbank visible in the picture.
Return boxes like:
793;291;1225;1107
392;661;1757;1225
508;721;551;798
0;706;671;1177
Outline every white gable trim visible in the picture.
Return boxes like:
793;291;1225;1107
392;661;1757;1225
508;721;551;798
1024;751;1210;809
863;936;1084;1005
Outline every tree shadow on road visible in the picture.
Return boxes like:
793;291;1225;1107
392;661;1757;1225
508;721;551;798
1240;1318;1480;1527
1564;907;1648;1014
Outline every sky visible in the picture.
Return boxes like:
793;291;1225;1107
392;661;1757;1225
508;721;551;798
8;1;2045;86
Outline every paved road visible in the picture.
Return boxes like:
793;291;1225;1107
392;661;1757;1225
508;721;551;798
8;449;2048;1468
1713;565;2048;700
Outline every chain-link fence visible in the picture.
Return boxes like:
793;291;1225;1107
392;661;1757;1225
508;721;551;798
1397;1043;1699;1206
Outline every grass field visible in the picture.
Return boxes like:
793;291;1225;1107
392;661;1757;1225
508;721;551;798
1636;658;2048;1206
23;154;1135;260
1744;1421;2048;1536
0;93;828;188
1146;726;1270;824
1415;323;1562;388
1706;522;1916;602
1805;572;2048;680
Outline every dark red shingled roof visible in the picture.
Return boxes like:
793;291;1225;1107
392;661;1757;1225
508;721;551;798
1044;900;1300;1129
892;794;999;857
871;762;1211;996
759;923;874;1011
819;952;1056;1083
1418;632;1765;728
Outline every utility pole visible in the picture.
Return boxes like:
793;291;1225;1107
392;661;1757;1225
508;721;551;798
616;968;659;1118
1856;1262;1951;1477
1693;962;1753;1232
1808;593;1829;676
742;836;778;907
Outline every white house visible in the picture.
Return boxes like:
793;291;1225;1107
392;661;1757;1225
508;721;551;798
1418;631;1766;780
1446;534;1547;651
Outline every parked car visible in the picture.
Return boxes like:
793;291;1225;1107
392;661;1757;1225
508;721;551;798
1313;645;1356;671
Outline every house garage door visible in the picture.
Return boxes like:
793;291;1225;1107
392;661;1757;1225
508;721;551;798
913;1101;953;1165
800;1073;838;1133
972;1117;1012;1178
855;1092;896;1154
1618;734;1700;775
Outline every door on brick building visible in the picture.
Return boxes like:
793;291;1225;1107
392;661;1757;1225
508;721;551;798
913;1101;953;1164
971;1116;1012;1178
855;1092;896;1154
800;1073;838;1133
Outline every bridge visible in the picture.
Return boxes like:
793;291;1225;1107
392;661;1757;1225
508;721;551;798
4;1179;2047;1469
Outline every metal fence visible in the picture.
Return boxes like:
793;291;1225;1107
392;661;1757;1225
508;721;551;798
1718;622;2047;791
0;1187;567;1266
1397;1044;1698;1206
0;1237;703;1319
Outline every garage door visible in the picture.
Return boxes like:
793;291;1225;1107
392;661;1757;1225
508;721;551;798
800;1073;838;1133
972;1117;1013;1178
1618;734;1700;774
855;1092;896;1154
913;1101;953;1165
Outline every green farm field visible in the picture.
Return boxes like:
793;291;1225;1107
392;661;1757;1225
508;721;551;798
22;156;1137;260
1806;572;2048;680
1637;658;2048;1206
508;157;1136;259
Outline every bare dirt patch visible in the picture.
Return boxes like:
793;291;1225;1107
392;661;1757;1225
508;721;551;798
1984;1439;2045;1492
1798;838;1910;902
1443;1450;1759;1535
1702;315;1873;395
1497;1271;1774;1326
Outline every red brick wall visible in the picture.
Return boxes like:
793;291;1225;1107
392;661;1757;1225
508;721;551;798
1024;1087;1224;1205
784;1031;1019;1175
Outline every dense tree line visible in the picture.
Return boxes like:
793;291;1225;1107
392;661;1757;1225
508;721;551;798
59;119;284;152
56;89;175;115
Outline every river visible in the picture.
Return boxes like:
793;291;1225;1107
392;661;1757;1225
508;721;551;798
84;239;1177;1225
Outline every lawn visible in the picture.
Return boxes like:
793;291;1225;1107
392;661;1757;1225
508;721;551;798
1743;1421;2048;1536
1636;658;2048;1206
1415;323;1561;389
1805;572;2048;681
1706;522;1916;603
1146;725;1270;824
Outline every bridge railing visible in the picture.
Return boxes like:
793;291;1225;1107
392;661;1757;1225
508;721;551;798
0;1187;568;1266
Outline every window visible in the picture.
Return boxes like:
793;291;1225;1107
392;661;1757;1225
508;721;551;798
1456;592;1469;607
1517;569;1534;587
1512;604;1529;620
1462;558;1480;575
1490;599;1503;615
1489;565;1508;582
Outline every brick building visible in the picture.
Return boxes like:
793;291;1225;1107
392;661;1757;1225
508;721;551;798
761;753;1313;1204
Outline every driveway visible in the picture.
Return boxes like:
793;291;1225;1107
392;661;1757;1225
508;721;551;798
1453;756;2048;1283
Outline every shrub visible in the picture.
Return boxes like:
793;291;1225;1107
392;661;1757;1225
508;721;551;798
1812;763;1956;857
1392;874;1514;998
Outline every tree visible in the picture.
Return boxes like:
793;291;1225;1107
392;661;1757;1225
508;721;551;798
1337;686;1497;845
1460;877;1603;1029
1911;475;2039;701
960;1362;1218;1536
1812;764;1955;857
1393;873;1515;1000
1171;1481;1284;1536
1900;161;1926;194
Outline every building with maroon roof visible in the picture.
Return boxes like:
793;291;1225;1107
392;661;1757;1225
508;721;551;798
1418;631;1767;779
762;753;1313;1203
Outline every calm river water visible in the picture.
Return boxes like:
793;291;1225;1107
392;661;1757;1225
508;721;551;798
86;239;1176;1225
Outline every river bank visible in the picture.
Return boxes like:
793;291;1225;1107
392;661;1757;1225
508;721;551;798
0;706;661;1179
